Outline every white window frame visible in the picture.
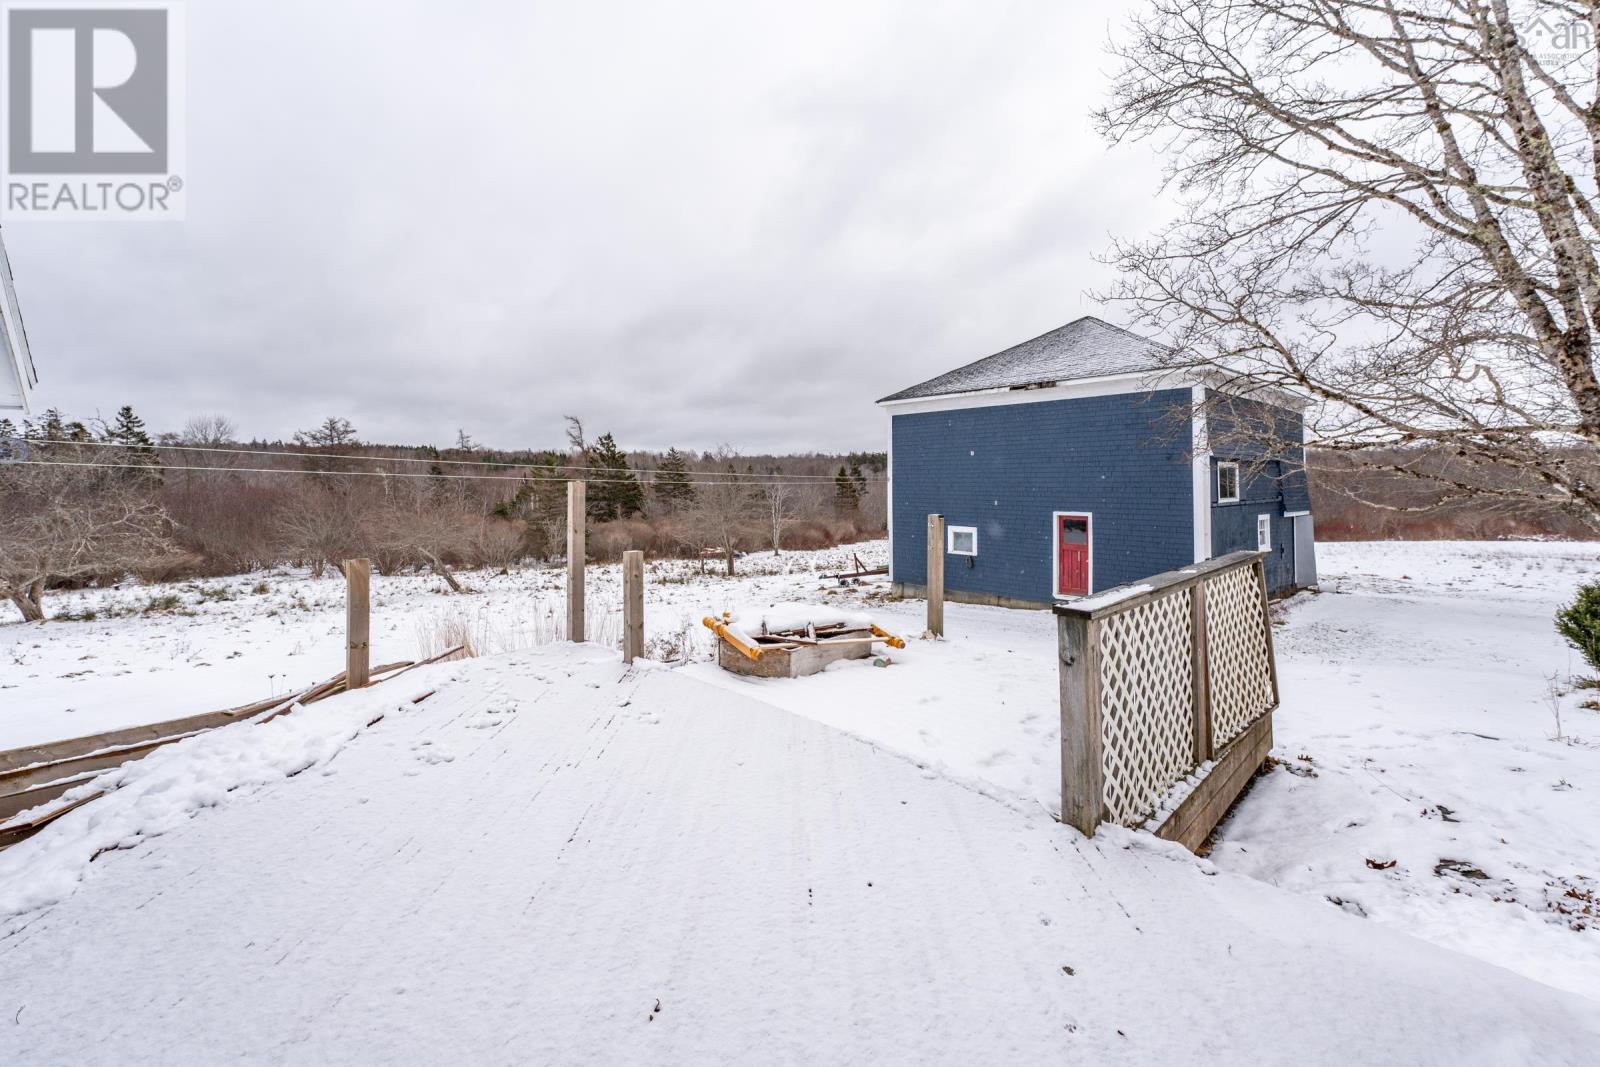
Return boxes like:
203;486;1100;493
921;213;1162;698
1051;511;1094;599
947;525;978;557
1217;461;1241;504
1257;513;1272;552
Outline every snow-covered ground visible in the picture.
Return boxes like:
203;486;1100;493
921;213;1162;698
4;538;1600;1007
1212;540;1600;1000
3;646;1597;1064
0;545;896;749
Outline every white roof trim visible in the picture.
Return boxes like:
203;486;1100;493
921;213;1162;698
878;370;1196;416
0;232;35;413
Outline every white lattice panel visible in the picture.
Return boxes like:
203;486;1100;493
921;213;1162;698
1096;593;1194;825
1205;566;1275;747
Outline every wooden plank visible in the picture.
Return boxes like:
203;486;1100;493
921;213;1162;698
0;649;462;853
622;549;644;664
1154;712;1272;852
344;558;371;689
1253;558;1281;709
568;481;586;643
1057;611;1105;835
0;688;315;775
0;730;211;796
926;514;945;638
1190;581;1212;763
0;772;103;823
1054;550;1263;621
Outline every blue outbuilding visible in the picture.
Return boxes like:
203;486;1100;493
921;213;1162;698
880;316;1316;606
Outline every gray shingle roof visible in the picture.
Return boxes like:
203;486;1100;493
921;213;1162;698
878;316;1174;403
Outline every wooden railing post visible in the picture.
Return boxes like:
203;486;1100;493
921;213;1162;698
344;558;371;689
926;514;945;637
1253;556;1280;707
1057;609;1105;835
622;550;644;664
1190;580;1212;762
567;481;586;643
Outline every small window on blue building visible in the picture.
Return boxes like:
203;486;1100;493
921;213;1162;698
948;525;978;556
1256;514;1271;552
1218;462;1241;503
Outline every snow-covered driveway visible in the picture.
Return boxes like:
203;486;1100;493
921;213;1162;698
1;646;1596;1064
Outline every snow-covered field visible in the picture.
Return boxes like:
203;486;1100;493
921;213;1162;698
4;537;1600;1009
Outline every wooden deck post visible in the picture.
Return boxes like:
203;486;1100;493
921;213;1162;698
567;481;586;643
344;558;371;689
622;550;644;664
926;514;945;637
1190;580;1212;762
1253;556;1281;707
1057;610;1104;835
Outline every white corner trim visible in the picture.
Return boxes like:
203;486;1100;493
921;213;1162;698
885;416;895;582
876;369;1196;416
1191;384;1211;564
1051;511;1094;599
0;235;34;414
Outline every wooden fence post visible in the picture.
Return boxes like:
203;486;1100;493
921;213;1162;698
1057;609;1104;835
344;558;371;689
567;481;586;643
926;514;945;637
622;550;644;664
1190;580;1212;762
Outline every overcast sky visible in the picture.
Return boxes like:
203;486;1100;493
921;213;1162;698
8;0;1166;453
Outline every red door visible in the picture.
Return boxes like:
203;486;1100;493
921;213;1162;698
1057;515;1090;596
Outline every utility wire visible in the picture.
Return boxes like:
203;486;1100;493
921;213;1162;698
5;436;878;482
7;457;876;488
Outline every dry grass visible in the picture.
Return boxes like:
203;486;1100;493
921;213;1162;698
412;601;623;660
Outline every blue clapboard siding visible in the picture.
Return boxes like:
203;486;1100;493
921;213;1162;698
1206;394;1305;592
891;390;1194;605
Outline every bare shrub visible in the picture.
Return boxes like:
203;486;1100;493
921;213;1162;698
0;451;180;621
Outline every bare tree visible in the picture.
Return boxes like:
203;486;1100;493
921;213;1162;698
761;475;814;554
0;456;178;621
1098;0;1600;525
673;447;761;575
180;414;237;447
295;416;358;448
275;485;360;578
563;415;587;458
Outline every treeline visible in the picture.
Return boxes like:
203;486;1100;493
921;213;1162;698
1308;446;1600;541
0;408;888;618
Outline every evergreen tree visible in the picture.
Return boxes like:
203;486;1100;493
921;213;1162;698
106;404;154;449
833;466;860;515
0;417;15;441
653;447;695;510
849;459;867;497
29;408;67;441
587;432;645;522
494;451;570;558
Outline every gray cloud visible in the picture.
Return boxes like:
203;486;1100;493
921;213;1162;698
6;0;1165;452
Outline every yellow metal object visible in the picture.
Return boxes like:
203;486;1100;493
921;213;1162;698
703;615;764;660
870;624;906;649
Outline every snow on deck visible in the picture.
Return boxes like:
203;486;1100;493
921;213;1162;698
0;646;1595;1063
